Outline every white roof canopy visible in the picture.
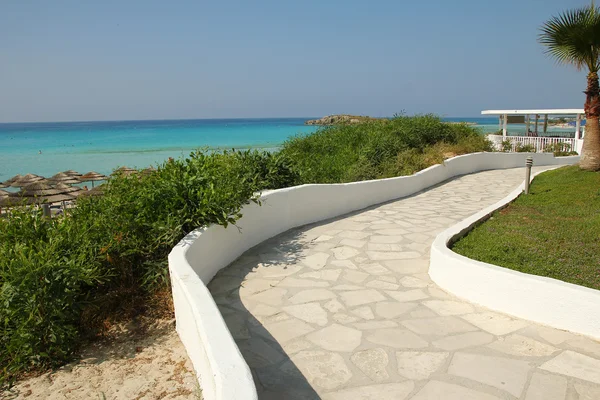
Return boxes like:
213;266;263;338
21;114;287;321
482;109;584;115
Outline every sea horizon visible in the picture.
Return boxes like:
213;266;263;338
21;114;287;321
0;115;491;125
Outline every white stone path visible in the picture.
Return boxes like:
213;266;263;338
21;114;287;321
208;167;600;400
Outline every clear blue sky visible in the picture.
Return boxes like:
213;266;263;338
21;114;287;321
0;0;591;122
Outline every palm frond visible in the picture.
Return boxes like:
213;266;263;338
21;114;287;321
538;5;600;72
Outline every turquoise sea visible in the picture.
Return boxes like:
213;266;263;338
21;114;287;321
0;117;575;181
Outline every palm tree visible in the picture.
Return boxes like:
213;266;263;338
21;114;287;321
539;3;600;171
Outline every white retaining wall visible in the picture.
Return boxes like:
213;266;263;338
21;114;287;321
168;152;579;400
429;165;600;340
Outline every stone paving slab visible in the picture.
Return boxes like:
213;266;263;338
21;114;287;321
209;167;600;399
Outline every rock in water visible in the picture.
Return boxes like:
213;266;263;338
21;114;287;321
305;115;377;125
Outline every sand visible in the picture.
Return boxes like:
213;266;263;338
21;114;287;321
2;320;200;400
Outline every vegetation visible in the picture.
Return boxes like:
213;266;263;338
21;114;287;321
281;114;492;182
0;115;492;386
514;143;536;153
0;150;298;387
500;140;513;152
452;166;600;290
544;142;579;156
539;3;600;170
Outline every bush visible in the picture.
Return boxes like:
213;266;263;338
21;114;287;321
544;142;578;156
0;208;110;381
0;149;297;386
501;140;513;152
515;143;536;152
280;115;490;182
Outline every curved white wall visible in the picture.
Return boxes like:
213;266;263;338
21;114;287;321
168;152;579;400
429;167;600;340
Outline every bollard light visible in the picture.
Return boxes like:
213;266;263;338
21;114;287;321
524;156;533;194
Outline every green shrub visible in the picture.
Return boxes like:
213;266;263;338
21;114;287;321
0;149;294;386
515;143;536;152
0;208;110;381
501;140;513;152
543;142;578;156
280;115;489;183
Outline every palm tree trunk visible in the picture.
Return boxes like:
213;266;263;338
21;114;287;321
580;71;600;171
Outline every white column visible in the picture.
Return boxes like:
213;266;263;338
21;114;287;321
502;114;507;138
575;114;581;139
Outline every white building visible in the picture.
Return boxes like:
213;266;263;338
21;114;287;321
482;109;584;154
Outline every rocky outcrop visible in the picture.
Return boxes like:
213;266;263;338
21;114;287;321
305;115;377;125
445;121;476;126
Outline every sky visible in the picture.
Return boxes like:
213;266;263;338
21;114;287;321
0;0;592;122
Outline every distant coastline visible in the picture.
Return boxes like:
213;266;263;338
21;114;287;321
305;115;378;125
304;114;478;126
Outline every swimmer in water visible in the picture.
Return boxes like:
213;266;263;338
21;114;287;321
38;150;42;154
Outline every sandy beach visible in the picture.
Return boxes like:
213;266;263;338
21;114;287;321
1;320;200;400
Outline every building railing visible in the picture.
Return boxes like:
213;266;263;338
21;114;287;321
487;135;581;153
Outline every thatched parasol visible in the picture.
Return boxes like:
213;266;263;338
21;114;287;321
3;174;23;186
0;181;75;207
78;185;105;197
18;181;63;196
0;189;8;198
141;166;156;176
53;182;82;195
62;170;82;177
10;173;45;188
48;172;81;185
112;166;137;176
4;174;23;183
79;171;108;188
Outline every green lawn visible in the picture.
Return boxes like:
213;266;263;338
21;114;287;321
452;166;600;291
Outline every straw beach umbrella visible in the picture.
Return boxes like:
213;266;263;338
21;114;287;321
62;170;82;178
53;182;82;196
10;173;45;188
79;171;108;188
0;181;75;207
141;166;156;176
15;181;63;197
3;174;24;187
112;166;137;176
48;172;81;185
4;174;23;183
78;185;105;198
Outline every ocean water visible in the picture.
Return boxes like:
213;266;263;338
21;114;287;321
0;118;316;181
0;117;577;181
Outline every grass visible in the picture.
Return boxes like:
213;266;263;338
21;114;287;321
452;166;600;291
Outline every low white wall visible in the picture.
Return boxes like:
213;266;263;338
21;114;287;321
169;152;579;400
429;165;600;340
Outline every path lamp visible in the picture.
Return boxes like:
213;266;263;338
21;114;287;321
525;156;533;194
